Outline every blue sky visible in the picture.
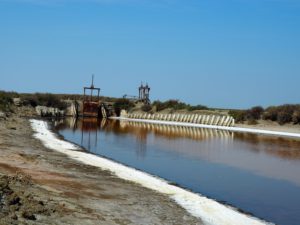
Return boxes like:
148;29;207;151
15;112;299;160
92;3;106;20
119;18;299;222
0;0;299;109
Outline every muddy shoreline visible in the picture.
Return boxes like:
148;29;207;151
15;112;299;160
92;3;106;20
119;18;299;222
0;112;202;224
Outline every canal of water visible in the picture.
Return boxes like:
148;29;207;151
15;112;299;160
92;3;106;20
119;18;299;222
55;118;300;225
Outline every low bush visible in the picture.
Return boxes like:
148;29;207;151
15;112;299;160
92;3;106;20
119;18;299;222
22;93;67;110
246;106;264;120
277;111;292;125
152;100;208;112
292;110;300;124
263;106;279;121
152;100;186;111
152;101;167;111
228;110;247;123
114;98;135;116
141;104;152;112
263;104;300;125
0;91;13;112
188;105;208;111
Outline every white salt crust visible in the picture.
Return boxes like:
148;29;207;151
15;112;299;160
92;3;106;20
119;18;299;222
30;119;270;225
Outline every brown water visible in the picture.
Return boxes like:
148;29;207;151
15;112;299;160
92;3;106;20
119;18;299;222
56;118;300;225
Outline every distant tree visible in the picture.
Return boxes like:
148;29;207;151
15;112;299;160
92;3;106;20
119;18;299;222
263;104;299;125
263;106;278;121
277;105;294;125
246;106;264;120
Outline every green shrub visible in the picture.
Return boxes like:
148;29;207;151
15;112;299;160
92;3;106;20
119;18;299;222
246;106;264;120
229;106;263;124
263;106;278;121
0;91;13;112
228;110;247;123
277;106;294;125
188;105;208;111
141;104;152;112
152;100;207;112
152;101;165;111
22;95;38;107
152;100;186;111
22;93;67;110
263;104;300;125
114;98;135;116
292;110;300;124
277;112;291;125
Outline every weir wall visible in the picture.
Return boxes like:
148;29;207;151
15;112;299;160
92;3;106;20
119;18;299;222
123;113;235;127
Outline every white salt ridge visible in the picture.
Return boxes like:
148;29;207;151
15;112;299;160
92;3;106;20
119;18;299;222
113;117;300;139
30;119;271;225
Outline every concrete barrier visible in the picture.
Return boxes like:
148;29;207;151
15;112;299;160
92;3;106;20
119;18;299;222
214;116;219;125
36;106;64;117
224;116;229;126
193;115;198;123
219;116;226;126
190;115;194;123
124;113;235;127
165;114;168;120
184;115;189;123
197;115;202;124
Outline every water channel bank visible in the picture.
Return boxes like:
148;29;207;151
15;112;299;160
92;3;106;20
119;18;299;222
57;118;300;225
35;119;267;225
0;114;202;225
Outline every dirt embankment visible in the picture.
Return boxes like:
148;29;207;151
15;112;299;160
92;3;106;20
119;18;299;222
0;173;58;225
0;110;202;225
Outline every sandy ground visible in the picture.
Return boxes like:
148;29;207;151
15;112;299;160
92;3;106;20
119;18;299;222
237;120;300;134
131;106;300;134
0;113;202;225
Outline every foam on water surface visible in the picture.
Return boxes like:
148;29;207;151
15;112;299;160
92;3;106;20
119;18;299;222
30;119;270;225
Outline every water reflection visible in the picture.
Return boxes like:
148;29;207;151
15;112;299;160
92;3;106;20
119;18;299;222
57;118;235;153
73;118;233;140
56;118;300;225
57;118;300;160
235;132;300;160
56;118;300;187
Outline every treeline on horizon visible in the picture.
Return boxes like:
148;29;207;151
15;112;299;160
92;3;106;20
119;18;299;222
0;91;117;111
113;98;300;125
229;105;300;125
1;90;300;125
113;99;209;116
0;92;68;111
149;100;300;125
